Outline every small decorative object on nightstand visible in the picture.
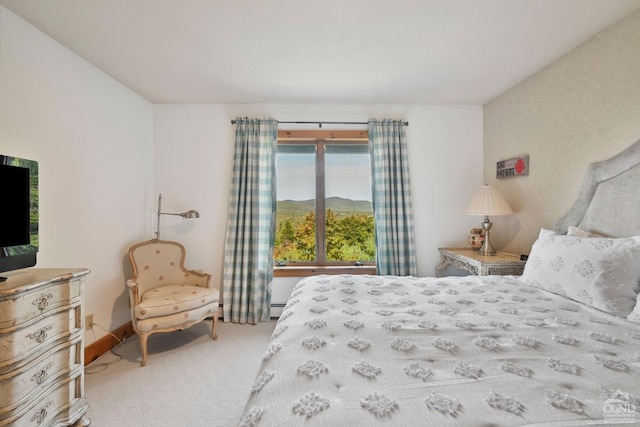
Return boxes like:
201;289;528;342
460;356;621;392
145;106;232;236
467;228;485;250
436;248;526;277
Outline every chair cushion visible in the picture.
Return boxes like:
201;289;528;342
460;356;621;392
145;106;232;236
135;284;219;320
136;302;218;333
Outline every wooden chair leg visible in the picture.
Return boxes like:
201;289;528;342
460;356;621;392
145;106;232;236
211;314;218;340
139;332;149;366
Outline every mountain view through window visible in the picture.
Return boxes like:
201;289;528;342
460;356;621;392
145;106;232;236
274;137;374;265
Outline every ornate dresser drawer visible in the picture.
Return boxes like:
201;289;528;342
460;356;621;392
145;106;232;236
0;308;81;371
1;370;83;427
0;336;82;410
0;278;81;330
0;269;89;427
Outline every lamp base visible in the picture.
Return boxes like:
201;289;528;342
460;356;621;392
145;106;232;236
477;216;496;256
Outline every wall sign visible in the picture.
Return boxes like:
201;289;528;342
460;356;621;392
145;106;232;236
496;155;529;179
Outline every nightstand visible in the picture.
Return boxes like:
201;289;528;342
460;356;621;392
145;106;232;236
436;248;526;277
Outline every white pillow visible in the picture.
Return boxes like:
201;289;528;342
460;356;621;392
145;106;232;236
521;228;640;318
629;301;640;324
567;226;606;237
538;228;557;239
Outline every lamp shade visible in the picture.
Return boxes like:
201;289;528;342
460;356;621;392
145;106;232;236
463;185;513;216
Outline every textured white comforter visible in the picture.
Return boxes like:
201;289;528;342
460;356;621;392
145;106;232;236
239;274;640;426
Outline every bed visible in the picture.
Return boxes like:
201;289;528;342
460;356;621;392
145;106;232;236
239;140;640;426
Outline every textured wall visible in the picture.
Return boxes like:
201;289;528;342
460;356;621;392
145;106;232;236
483;8;640;256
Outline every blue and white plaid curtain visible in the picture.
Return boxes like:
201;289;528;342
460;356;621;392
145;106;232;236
368;119;418;276
223;117;278;324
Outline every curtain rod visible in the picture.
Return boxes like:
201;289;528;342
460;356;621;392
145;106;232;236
230;119;409;128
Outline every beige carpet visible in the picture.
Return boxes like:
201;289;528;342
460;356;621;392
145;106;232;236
84;320;276;427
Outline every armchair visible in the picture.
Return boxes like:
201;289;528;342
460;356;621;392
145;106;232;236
127;240;219;366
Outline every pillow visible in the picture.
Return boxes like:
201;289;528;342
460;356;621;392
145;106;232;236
567;226;606;237
521;228;640;318
538;228;557;239
629;301;640;324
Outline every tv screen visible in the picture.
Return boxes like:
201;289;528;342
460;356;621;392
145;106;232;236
0;155;39;278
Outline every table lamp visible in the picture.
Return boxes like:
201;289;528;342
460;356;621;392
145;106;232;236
463;185;513;256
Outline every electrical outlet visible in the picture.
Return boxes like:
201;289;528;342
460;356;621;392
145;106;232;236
85;314;94;331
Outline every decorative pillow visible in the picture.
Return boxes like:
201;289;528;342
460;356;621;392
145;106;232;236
521;228;640;318
629;301;640;324
567;226;606;237
538;228;557;239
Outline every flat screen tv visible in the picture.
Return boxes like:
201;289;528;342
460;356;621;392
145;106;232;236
0;155;38;280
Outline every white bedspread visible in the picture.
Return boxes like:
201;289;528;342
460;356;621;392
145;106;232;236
239;275;640;426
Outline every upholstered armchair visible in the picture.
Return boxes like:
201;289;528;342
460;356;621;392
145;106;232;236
127;240;219;366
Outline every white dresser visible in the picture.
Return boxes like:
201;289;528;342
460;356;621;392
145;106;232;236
0;268;90;427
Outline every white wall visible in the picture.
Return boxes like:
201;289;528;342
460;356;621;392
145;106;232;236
0;6;154;345
484;8;640;256
0;3;483;343
153;104;484;307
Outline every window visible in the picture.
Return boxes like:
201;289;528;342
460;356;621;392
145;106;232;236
274;130;375;274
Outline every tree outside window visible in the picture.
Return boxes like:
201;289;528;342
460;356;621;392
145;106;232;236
274;130;374;267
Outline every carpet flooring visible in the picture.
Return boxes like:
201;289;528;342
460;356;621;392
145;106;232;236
84;320;276;427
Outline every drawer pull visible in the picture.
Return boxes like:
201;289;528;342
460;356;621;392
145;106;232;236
27;325;53;343
32;293;54;311
30;401;51;424
31;362;54;385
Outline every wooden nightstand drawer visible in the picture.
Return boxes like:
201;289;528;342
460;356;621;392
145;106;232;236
436;248;526;277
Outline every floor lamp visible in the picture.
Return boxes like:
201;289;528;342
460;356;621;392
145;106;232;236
154;193;200;240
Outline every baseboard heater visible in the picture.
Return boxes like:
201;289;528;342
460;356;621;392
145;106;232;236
217;303;285;317
270;303;285;318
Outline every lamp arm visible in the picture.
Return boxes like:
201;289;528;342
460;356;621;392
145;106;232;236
153;193;199;240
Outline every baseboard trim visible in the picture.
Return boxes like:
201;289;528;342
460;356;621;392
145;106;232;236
84;321;136;366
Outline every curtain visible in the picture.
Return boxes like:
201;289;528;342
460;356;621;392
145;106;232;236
368;119;418;276
223;117;278;324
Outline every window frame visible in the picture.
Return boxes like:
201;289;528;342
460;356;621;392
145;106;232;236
274;129;376;277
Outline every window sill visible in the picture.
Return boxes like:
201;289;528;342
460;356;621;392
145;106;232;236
273;265;377;278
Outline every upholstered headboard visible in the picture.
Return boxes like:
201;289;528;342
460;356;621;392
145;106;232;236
554;139;640;238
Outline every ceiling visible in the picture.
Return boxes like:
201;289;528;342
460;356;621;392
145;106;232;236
2;0;639;105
